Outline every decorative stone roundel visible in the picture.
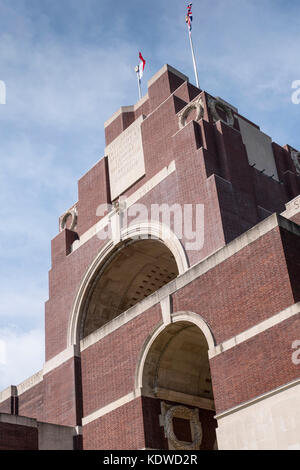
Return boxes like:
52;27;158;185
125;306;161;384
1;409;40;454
59;206;78;232
208;96;235;127
164;405;203;450
178;97;204;129
291;150;300;175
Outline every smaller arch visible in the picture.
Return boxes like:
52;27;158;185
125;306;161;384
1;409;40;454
135;311;216;392
135;312;217;450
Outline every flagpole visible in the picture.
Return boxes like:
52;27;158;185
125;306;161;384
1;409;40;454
188;28;200;89
135;66;142;100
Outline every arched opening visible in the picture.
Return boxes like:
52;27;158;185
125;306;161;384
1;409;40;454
140;321;217;450
80;239;179;339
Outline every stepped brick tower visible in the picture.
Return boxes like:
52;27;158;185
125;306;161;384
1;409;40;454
0;64;300;450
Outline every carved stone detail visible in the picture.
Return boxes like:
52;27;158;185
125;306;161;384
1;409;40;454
161;403;203;450
208;96;235;127
291;150;300;175
178;97;204;129
59;205;78;232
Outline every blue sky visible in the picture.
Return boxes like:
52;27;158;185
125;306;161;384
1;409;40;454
0;0;299;390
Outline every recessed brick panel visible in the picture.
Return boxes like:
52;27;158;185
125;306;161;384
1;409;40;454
173;226;295;344
18;382;44;422
83;397;145;450
81;305;161;417
210;315;300;414
43;358;79;427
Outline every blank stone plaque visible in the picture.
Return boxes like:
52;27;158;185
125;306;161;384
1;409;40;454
106;115;146;200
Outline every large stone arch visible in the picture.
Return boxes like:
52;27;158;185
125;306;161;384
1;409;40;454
67;223;189;346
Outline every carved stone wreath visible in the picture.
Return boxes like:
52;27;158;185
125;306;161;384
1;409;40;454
59;205;78;232
208;96;235;127
178;97;204;129
163;405;203;451
291;150;300;175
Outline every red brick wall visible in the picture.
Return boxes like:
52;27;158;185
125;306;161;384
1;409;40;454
0;422;38;450
77;157;111;236
18;382;44;422
135;99;150;120
81;305;161;417
43;358;80;427
46;234;106;360
148;70;186;112
105;111;135;147
0;398;12;414
83;397;145;450
173;81;201;104
173;226;295;344
210;315;300;414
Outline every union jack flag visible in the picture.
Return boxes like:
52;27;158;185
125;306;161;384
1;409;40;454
186;3;193;31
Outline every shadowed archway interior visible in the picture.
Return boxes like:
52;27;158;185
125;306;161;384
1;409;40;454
141;321;217;450
80;239;179;339
142;322;214;403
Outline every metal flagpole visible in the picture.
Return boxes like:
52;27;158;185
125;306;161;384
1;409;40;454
186;3;200;89
188;28;200;89
135;66;142;100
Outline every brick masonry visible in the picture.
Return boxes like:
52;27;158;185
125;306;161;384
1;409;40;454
0;422;38;450
210;315;300;414
81;305;161;417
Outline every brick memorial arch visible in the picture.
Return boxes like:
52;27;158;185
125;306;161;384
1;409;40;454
0;64;299;450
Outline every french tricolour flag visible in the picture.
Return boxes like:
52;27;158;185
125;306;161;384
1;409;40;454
138;52;146;80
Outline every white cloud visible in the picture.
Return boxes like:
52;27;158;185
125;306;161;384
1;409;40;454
0;327;44;390
0;286;46;324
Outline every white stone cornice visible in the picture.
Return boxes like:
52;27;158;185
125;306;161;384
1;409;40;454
215;377;300;421
43;345;80;376
0;385;17;404
0;413;37;428
17;371;43;396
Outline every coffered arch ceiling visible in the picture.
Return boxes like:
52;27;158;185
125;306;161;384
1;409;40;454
80;239;179;339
